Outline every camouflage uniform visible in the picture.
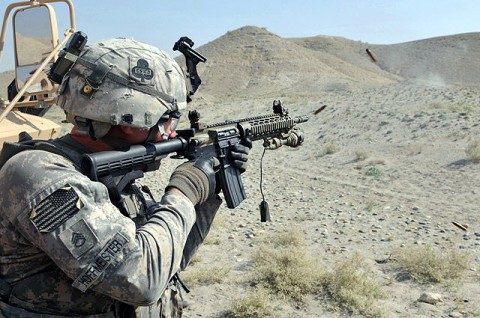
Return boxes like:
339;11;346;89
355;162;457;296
0;135;221;317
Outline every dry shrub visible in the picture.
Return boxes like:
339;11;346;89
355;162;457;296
244;229;384;317
392;245;471;284
251;227;321;302
203;214;228;245
323;143;340;155
430;102;473;113
189;253;202;265
365;199;378;211
211;213;229;229
181;265;230;286
465;139;480;163
203;235;221;245
224;288;275;318
260;226;305;247
355;150;369;161
320;253;384;317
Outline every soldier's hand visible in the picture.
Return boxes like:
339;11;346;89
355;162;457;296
166;157;220;205
229;138;252;173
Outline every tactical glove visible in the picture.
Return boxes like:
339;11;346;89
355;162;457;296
229;138;252;173
166;158;219;205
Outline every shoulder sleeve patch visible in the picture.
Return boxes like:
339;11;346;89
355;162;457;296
30;185;84;233
59;218;98;259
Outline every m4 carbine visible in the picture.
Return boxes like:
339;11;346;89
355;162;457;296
81;100;309;210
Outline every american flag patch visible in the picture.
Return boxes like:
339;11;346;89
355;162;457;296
30;186;83;233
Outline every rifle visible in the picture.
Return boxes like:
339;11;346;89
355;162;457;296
81;100;309;213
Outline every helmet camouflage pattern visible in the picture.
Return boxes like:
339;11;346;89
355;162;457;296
57;37;187;138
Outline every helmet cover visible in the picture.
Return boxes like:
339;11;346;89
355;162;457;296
57;38;187;133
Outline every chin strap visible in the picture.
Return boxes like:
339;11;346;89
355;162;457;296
145;123;160;143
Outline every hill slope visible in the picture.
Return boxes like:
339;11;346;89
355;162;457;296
369;32;480;86
191;26;397;100
184;27;480;100
289;32;480;88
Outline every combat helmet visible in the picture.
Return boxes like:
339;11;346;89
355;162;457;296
56;37;187;140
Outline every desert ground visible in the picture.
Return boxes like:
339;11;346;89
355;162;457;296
2;26;480;317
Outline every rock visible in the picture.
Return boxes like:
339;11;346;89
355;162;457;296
418;292;443;305
245;233;254;239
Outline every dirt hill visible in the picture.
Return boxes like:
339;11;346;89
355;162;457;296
189;27;480;101
368;32;480;86
192;26;397;101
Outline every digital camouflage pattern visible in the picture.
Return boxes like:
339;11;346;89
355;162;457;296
0;147;199;317
57;38;187;131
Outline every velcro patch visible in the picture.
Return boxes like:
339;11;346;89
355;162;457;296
72;232;129;292
129;57;154;84
59;219;98;259
30;185;84;233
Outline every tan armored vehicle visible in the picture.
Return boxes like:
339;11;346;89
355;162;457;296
0;0;77;150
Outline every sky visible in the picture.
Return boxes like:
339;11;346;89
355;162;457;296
0;0;479;72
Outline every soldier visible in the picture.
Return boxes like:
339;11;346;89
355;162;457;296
0;38;250;317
